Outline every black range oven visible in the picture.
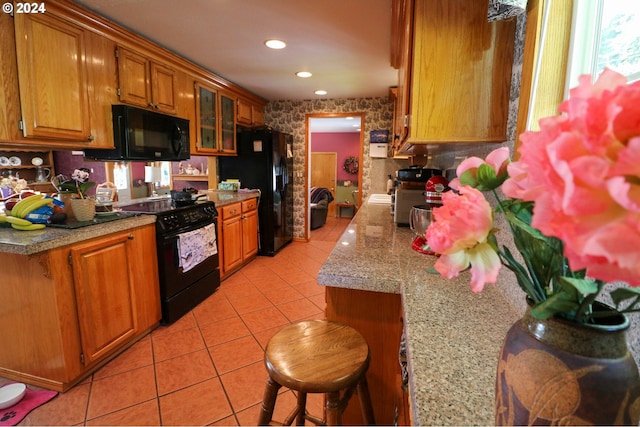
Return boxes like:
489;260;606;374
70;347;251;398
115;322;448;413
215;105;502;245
119;198;220;324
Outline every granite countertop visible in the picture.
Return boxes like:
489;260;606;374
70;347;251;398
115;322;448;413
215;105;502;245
0;214;156;255
317;200;520;426
0;191;260;256
203;189;260;207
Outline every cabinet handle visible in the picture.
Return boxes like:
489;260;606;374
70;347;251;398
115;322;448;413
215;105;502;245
87;135;94;141
128;234;134;240
147;102;154;108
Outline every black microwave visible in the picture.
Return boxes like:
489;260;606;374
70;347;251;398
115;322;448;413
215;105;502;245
84;105;190;161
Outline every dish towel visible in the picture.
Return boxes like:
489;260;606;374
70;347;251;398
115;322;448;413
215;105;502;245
178;223;218;273
487;0;527;22
0;387;58;426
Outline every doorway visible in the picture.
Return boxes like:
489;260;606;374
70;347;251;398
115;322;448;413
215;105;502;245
311;152;337;217
306;112;364;240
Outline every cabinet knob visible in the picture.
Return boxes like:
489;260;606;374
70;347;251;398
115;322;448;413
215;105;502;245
128;234;134;240
87;135;94;141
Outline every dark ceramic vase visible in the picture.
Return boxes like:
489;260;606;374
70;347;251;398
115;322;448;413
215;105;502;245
495;303;640;425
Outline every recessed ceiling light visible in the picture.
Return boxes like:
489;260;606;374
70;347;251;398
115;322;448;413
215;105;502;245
296;71;312;78
264;39;286;49
314;90;327;95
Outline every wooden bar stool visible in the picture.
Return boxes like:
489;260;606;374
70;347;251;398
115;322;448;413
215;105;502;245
257;320;375;426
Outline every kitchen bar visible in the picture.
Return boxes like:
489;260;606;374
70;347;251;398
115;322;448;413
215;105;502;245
318;199;520;425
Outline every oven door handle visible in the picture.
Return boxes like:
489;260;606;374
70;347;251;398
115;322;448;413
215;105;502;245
157;220;216;241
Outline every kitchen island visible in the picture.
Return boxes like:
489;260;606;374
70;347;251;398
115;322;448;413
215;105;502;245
318;200;520;425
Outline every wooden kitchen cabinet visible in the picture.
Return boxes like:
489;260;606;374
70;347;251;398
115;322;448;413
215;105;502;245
117;46;178;114
0;8;116;149
192;83;239;155
13;12;93;142
241;198;259;259
325;287;406;425
219;199;258;278
219;91;237;154
393;0;515;153
237;97;265;127
221;202;243;273
193;82;219;154
0;224;161;391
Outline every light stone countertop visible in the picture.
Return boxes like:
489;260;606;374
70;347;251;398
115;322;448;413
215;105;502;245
203;189;261;207
0;191;260;256
318;201;520;426
0;214;156;255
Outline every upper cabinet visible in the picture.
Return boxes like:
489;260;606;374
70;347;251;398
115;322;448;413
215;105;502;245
116;47;177;114
392;0;516;154
237;97;265;127
192;83;237;155
13;13;92;142
219;91;236;154
0;1;266;151
194;82;219;153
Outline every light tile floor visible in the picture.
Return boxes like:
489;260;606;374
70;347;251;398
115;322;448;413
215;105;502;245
2;216;352;426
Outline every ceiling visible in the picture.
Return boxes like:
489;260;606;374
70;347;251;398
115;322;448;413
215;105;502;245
73;0;398;106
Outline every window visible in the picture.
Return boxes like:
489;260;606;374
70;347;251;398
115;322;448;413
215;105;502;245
567;0;640;90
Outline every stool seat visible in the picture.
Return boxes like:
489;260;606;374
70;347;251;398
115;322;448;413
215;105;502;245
258;320;375;425
266;320;370;393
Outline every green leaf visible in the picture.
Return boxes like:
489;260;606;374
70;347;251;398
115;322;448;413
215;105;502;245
458;170;478;188
474;164;508;191
611;287;640;305
427;266;440;275
558;276;600;296
476;164;497;186
531;294;579;319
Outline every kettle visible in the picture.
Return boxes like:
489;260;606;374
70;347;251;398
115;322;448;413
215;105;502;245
35;166;51;182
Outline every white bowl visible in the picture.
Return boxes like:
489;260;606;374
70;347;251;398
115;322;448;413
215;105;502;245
0;383;27;409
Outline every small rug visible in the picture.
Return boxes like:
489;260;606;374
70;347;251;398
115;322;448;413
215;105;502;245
0;387;58;426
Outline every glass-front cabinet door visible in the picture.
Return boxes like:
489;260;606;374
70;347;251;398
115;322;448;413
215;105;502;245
194;82;218;153
219;91;236;154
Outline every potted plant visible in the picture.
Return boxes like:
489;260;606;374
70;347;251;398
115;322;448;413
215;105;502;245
59;168;96;222
425;68;640;425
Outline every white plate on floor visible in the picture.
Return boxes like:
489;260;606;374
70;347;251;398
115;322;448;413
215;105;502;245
0;383;27;409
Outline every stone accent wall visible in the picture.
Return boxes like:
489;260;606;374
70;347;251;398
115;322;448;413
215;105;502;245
264;97;395;239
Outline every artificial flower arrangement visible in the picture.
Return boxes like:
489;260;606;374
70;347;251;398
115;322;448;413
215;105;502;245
425;68;640;324
58;168;95;199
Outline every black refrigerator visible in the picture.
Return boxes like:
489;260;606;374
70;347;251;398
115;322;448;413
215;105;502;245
218;127;294;256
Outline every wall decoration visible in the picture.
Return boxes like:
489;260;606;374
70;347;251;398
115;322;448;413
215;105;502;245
370;129;389;143
343;156;359;175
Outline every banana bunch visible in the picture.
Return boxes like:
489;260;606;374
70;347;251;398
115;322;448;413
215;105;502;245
0;194;51;230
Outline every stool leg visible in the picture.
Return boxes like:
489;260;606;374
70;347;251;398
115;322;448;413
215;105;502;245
295;392;307;426
258;376;282;425
326;391;341;426
357;376;376;425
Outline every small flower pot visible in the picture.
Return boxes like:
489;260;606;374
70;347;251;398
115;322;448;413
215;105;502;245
70;198;95;222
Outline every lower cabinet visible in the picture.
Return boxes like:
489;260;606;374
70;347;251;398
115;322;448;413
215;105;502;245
219;198;258;278
0;224;161;391
325;287;407;425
